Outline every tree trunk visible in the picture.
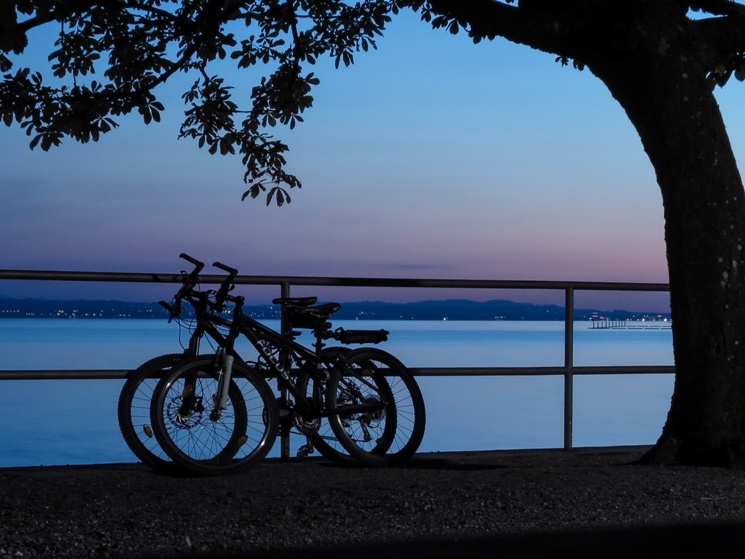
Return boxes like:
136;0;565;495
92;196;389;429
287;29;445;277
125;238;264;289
405;0;745;465
587;38;745;466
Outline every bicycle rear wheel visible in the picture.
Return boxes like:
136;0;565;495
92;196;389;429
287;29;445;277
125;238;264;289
326;348;426;467
296;347;359;466
151;355;278;476
117;353;186;473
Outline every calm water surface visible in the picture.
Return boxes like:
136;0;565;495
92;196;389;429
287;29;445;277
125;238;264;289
0;319;674;467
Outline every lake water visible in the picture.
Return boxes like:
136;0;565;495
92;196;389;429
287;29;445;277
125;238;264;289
0;319;674;467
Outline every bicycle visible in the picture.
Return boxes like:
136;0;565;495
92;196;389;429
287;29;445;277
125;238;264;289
118;254;375;471
120;255;426;473
117;254;246;473
149;261;426;474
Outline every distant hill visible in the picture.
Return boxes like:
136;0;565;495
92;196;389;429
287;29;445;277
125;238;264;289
0;297;670;321
0;298;169;319
329;299;669;322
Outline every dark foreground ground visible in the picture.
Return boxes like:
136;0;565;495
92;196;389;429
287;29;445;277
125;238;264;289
2;446;745;559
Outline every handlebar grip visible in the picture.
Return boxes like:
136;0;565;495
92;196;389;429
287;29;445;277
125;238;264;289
158;299;180;323
179;253;204;273
213;261;238;276
212;262;237;313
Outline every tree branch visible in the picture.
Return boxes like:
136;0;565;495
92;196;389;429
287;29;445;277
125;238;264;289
403;0;593;60
15;13;57;34
118;1;180;21
691;13;745;56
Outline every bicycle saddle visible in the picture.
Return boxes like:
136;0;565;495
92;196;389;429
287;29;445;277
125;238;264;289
288;302;341;329
303;302;341;316
272;296;318;307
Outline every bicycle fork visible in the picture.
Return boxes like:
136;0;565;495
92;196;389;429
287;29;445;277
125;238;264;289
210;349;234;421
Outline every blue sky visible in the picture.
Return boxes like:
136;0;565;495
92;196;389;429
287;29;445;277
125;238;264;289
2;8;743;310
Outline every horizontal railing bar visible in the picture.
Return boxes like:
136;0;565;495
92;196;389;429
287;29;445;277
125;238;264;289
410;366;675;376
0;370;133;380
0;365;675;381
0;269;670;292
0;270;186;284
572;365;675;375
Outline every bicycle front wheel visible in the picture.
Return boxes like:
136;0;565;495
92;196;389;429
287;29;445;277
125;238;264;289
327;348;426;467
151;356;279;476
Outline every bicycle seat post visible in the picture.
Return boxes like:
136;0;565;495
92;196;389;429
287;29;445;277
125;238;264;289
312;324;327;357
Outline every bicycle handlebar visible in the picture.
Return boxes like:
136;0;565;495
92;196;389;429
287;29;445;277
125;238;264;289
213;261;238;276
212;261;238;312
179;253;204;272
164;253;206;321
164;255;243;321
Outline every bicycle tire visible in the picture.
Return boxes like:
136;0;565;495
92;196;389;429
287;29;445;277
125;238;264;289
294;347;360;466
117;353;186;473
151;355;279;476
326;347;426;467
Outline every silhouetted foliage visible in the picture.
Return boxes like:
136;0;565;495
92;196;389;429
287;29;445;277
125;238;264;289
0;0;400;205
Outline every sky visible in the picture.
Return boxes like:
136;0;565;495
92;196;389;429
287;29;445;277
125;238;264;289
3;8;744;311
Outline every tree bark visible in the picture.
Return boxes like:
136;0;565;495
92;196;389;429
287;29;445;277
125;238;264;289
584;23;745;466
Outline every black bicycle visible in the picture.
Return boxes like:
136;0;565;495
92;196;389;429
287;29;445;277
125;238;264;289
149;260;426;474
117;255;254;473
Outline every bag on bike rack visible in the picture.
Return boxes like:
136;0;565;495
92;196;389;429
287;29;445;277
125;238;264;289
332;328;389;344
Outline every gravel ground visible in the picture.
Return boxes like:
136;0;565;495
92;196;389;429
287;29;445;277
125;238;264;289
2;446;745;559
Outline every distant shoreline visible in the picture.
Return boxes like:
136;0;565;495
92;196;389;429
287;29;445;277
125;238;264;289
0;297;671;322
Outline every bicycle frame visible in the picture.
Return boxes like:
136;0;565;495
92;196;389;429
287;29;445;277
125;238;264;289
149;255;426;469
214;295;385;422
164;254;387;431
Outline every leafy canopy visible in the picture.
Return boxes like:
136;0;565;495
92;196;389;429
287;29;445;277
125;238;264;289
0;0;399;205
3;0;745;204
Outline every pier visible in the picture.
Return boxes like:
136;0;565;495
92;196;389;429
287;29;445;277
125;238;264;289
590;320;672;330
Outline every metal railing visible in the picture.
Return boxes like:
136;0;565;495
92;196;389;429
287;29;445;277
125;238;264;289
0;268;674;451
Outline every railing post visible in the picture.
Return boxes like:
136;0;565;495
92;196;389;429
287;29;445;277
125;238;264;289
564;287;574;450
279;281;291;461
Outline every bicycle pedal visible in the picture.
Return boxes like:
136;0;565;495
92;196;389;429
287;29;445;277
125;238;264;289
296;443;314;458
